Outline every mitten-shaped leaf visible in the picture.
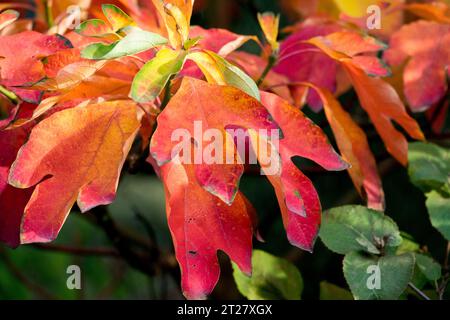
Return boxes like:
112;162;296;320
8;101;140;244
150;77;278;204
161;160;254;300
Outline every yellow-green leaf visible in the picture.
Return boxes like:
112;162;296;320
130;48;187;103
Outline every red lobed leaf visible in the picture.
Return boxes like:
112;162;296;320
384;20;450;111
150;77;278;205
0;31;72;102
252;91;348;250
161;160;254;299
8;100;140;244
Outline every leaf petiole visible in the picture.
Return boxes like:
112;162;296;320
256;54;277;86
0;85;19;104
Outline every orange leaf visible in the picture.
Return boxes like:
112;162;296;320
8;100;140;244
405;2;450;24
0;31;72;102
150;77;278;205
257;12;280;51
151;0;194;49
343;61;425;165
252;91;348;250
309;32;424;165
306;83;385;210
384;20;450;111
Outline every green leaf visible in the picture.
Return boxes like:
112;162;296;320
232;250;302;300
208;51;260;100
319;205;402;255
426;190;450;241
408;142;450;194
81;26;167;60
343;252;415;300
102;4;135;31
415;253;442;282
183;36;202;50
130;48;187;103
188;50;261;100
319;281;353;300
395;232;420;254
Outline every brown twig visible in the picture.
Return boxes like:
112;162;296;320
86;206;179;282
32;243;121;258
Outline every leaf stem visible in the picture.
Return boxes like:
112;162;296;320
0;85;19;104
44;0;54;28
437;242;450;300
32;243;121;258
160;76;174;110
256;54;277;86
408;282;431;300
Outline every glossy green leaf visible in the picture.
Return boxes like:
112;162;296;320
408;142;450;194
130;48;187;103
415;253;442;282
426;190;450;241
320;205;402;255
232;250;302;300
343;252;415;300
81;26;167;60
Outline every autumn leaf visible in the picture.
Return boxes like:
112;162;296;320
339;0;405;40
88;0;164;35
150;77;278;205
307;31;390;77
0;9;19;30
10;75;133;129
304;84;385;210
8;101;140;244
273;20;342;110
76;3;134;37
181;26;258;81
187;50;261;100
188;26;258;57
0;31;72;102
76;19;115;38
257;12;280;52
161;160;254;300
0;122;32;247
32;60;107;91
384;20;450;111
405;2;450;24
130;47;187;103
228;51;294;104
250;91;348;250
152;0;194;49
308;31;424;165
102;3;135;31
